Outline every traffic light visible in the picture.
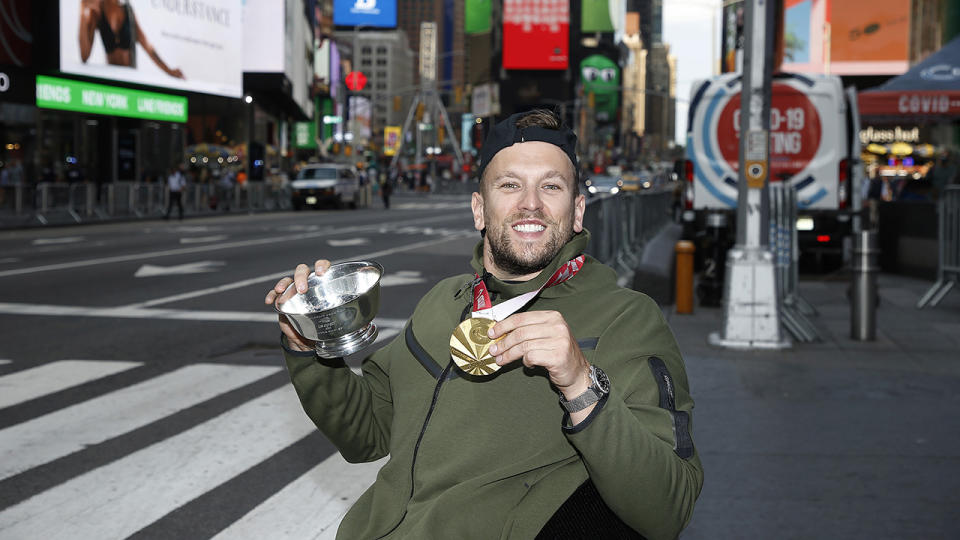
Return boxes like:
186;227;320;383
454;86;463;104
393;95;402;112
588;92;596;109
416;102;425;121
438;124;445;144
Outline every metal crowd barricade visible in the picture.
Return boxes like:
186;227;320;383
35;183;84;224
583;189;673;270
768;182;821;342
0;183;34;217
918;185;960;308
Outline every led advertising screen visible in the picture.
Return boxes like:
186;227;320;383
582;0;614;33
59;0;243;98
465;0;491;34
243;0;286;72
36;75;188;123
333;0;396;28
502;0;569;70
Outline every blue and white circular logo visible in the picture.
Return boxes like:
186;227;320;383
920;64;960;81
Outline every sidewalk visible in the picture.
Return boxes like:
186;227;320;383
664;271;960;539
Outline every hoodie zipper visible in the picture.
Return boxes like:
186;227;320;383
375;284;476;538
375;360;455;539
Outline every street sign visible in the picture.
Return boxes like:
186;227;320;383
345;71;367;91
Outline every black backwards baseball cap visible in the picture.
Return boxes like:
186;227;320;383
476;111;579;182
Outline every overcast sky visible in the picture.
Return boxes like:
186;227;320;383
662;0;722;145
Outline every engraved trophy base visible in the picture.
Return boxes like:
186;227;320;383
315;323;379;358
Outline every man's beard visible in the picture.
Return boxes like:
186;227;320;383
486;210;574;277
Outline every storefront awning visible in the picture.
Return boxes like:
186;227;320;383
858;35;960;118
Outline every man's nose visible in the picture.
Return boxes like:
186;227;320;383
518;185;543;211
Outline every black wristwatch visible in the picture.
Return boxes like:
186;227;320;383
559;365;610;413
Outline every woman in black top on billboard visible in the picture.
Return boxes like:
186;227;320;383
78;0;185;79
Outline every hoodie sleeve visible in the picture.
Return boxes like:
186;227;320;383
282;334;396;463
563;298;704;540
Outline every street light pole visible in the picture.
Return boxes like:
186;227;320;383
244;94;253;182
709;0;789;349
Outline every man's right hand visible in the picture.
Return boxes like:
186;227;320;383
264;259;332;352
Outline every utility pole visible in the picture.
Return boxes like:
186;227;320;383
709;0;790;349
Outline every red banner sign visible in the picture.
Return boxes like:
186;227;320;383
502;0;569;70
858;91;960;117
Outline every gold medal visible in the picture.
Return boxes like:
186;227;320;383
449;317;502;376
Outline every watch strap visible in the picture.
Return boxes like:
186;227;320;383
559;387;601;413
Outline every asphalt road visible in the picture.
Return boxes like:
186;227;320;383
0;194;481;539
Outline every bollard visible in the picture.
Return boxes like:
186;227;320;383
851;230;880;340
675;240;696;314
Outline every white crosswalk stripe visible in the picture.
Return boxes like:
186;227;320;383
0;385;315;539
0;360;141;410
0;363;279;481
213;455;385;540
0;360;379;539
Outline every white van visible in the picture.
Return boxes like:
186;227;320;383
291;163;360;210
683;72;854;263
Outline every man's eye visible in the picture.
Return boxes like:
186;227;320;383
499;182;519;189
543;183;562;190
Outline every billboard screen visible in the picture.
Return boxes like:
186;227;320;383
829;0;909;74
465;0;492;34
243;0;286;72
582;0;614;33
720;0;744;73
333;0;396;28
502;0;569;70
294;122;316;149
59;0;242;98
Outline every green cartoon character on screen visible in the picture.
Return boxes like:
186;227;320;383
580;54;620;123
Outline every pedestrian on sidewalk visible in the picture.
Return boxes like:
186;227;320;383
265;109;702;540
164;165;186;220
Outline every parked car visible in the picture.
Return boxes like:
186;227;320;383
291;163;359;210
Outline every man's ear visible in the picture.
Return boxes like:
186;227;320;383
471;191;485;231
573;193;585;233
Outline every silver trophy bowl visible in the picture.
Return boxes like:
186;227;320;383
275;261;383;358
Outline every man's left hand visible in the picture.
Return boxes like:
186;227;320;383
487;311;590;398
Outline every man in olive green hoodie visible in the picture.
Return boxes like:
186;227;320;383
265;109;703;539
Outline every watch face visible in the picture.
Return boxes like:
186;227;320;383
591;366;611;393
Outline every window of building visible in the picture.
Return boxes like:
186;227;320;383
361;46;372;54
376;46;388;54
361;59;372;67
376;58;387;66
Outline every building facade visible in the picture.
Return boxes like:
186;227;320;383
334;29;416;145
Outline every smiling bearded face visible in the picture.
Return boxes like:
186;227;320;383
486;208;571;276
472;141;585;281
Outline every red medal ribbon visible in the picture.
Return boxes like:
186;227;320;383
472;255;585;314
